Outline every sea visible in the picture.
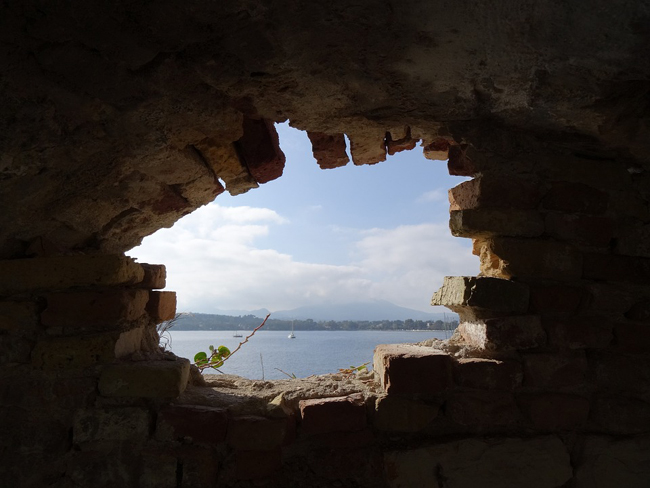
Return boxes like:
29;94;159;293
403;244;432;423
167;330;452;380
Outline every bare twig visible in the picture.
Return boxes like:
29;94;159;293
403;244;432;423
228;313;270;358
275;367;297;379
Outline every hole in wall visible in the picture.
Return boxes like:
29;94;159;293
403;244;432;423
128;122;479;379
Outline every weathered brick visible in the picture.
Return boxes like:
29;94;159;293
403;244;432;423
519;393;590;431
140;451;177;488
447;390;521;428
457;315;545;351
31;332;123;369
447;144;478;176
374;396;439;432
590;396;650;434
0;254;145;294
614;321;650;352
0;300;40;334
449;176;541;211
99;358;190;398
348;128;387;166
299;394;366;434
41;289;149;331
234;117;285;184
194;138;257;196
0;334;32;363
528;283;587;317
544;212;614;246
307;131;350;169
574;436;650;488
157;404;228;445
453;357;522;390
545;316;614;349
542;182;609;214
146;291;176;323
386;127;417;155
431;276;529;320
385;437;572;488
228;415;286;450
450;209;544;238
523;352;588;388
233;448;281;480
583;253;650;283
73;407;150;444
475;237;583;280
178;446;220;487
591;352;650;397
422;138;449;161
539;154;630;191
373;344;452;395
138;263;166;289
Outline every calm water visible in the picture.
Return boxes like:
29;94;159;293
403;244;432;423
167;330;450;380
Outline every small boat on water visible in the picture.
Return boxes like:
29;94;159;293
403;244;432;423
233;325;243;338
288;320;296;339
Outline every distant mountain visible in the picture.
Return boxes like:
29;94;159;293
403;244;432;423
210;308;270;318
270;300;457;321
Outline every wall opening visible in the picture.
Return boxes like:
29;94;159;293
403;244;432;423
128;122;478;379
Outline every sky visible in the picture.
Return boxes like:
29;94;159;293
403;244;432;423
127;123;479;314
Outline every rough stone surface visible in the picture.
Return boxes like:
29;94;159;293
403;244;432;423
519;393;590;431
374;344;452;395
157;404;228;445
99;358;190;398
457;316;545;351
307;132;350;169
450;209;544;238
449;177;541;211
73;407;150;444
452;357;522;390
374;396;438;432
146;291;177;323
299;394;366;435
228;415;286;450
385;436;572;488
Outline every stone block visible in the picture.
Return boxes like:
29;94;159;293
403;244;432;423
113;326;145;357
41;289;149;331
545;316;613;349
140;451;178;488
373;344;452;395
178;446;220;487
625;300;650;321
542;182;609;214
386;127;417;155
528;283;587;317
614;321;650;351
519;393;590;431
309;427;375;449
586;282;637;315
146;291;176;323
448;176;541;211
447;144;478;176
234;117;285;184
73;407;150;444
452;357;522;390
228;415;286;450
385;436;572;488
422;138;449;161
539;154;630;191
194;138;258;196
138;263;166;289
523;352;588;388
157;404;228;445
31;332;122;369
0;254;145;294
374;396;439;432
574;435;650;488
99;358;190;398
299;394;366;435
457;315;545;351
544;212;614;246
0;300;40;334
591;352;650;399
616;223;650;258
450;209;544;238
583;253;650;283
431;276;529;319
447;390;521;428
0;334;33;364
232;448;281;480
307;131;350;169
475;237;583;280
348;128;387;166
590;396;650;434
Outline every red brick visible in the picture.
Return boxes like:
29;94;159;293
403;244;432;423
158;405;228;445
523;352;588;388
528;283;587;317
233;448;282;480
545;316;613;349
138;264;166;289
422;138;449;161
450;209;544;238
447;144;478;176
348;128;387;166
42;289;148;331
447;390;521;429
386;128;417;155
449;176;541;211
299;394;366;435
453;358;522;390
519;393;590;431
544;213;614;246
234;117;285;184
542;182;609;215
146;291;176;323
307;131;349;169
373;344;452;395
583;253;650;283
227;415;286;450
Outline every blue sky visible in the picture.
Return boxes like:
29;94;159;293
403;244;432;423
128;123;479;314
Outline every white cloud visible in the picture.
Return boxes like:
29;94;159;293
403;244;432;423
129;203;479;314
417;189;447;203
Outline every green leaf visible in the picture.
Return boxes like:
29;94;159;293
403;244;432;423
213;360;224;368
194;351;207;362
217;346;231;357
208;345;214;351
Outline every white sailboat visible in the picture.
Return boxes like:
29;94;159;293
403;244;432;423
288;320;296;339
233;324;243;338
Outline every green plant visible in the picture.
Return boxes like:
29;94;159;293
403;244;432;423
157;312;191;351
275;368;297;379
193;313;270;373
337;362;370;378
